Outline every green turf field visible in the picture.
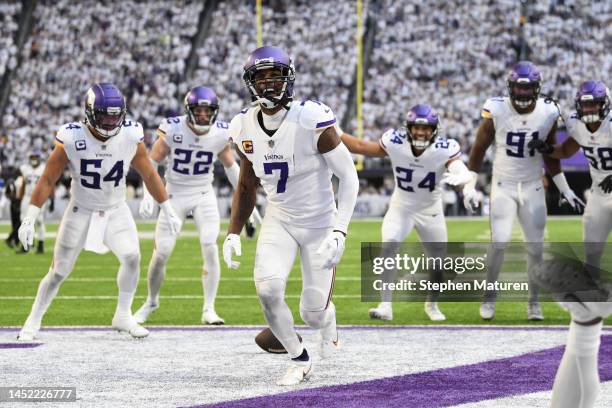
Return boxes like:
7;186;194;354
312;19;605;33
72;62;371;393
0;218;609;326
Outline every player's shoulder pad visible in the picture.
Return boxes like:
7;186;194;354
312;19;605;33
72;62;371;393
438;137;461;159
298;100;336;131
380;128;405;150
228;113;244;142
55;122;86;146
122;119;144;143
158;115;184;136
481;97;505;119
539;97;560;118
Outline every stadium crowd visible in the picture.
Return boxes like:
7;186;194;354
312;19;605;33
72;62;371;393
0;0;609;208
0;1;20;78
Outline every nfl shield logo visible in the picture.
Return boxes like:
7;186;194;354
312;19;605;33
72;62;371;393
268;140;275;148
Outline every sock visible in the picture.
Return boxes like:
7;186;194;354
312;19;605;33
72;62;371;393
201;244;220;311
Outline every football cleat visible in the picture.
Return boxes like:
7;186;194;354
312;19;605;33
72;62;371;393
425;301;446;321
133;301;159;324
368;302;393;321
527;302;544;321
276;359;312;386
112;314;149;338
480;301;496;320
316;330;340;360
17;326;39;342
202;309;225;325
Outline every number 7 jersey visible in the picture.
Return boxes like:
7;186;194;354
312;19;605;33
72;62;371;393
229;101;338;228
54;121;143;211
482;97;559;182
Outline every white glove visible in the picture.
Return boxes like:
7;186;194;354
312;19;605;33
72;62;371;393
223;233;241;269
441;172;472;186
18;205;40;251
559;189;585;213
462;187;481;213
160;200;182;236
316;230;346;270
139;189;156;218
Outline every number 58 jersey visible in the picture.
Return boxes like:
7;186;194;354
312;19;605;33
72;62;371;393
54;121;144;211
482;97;559;183
380;128;461;214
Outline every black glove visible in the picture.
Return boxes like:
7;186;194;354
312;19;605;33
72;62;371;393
599;175;612;194
527;138;554;155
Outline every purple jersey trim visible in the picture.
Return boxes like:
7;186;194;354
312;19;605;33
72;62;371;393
315;118;336;128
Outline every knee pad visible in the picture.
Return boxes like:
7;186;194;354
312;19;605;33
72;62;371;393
120;252;141;272
255;279;286;309
300;287;331;328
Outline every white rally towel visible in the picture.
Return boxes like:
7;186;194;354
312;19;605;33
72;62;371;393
84;209;114;254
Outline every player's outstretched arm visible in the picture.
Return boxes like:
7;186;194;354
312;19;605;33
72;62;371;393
317;126;359;269
18;146;69;250
340;133;387;158
132;143;182;234
139;137;170;218
228;149;259;235
467;118;495;173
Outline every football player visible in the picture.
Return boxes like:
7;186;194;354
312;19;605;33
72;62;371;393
463;61;584;321
222;46;359;385
340;104;472;322
529;80;611;408
17;83;181;341
17;150;47;253
135;86;261;325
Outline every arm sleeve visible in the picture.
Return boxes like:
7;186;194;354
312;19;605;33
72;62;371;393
224;161;240;189
321;143;359;234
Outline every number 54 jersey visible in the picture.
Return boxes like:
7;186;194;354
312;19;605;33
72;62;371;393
54;121;144;211
482;97;559;183
229;101;338;228
380;128;461;214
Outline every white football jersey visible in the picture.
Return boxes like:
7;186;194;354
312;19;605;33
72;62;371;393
19;162;45;199
566;111;612;189
482;97;559;183
54;120;143;211
230;100;338;228
380;128;461;213
157;116;230;195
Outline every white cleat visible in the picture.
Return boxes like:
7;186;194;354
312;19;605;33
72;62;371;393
112;314;149;338
317;330;340;360
276;360;313;386
368;302;393;321
425;301;446;321
17;327;39;342
202;309;225;325
133;302;159;324
527;302;544;321
480;301;496;320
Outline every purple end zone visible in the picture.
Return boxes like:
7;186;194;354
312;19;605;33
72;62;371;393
0;343;42;349
188;336;612;408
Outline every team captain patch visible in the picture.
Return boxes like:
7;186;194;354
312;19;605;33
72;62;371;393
242;140;254;154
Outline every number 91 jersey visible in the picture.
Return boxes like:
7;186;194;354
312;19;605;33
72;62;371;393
566;111;612;191
380;128;460;214
54;120;143;211
156;116;229;195
482;97;559;183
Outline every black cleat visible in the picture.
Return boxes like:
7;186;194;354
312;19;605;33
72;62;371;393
36;241;44;254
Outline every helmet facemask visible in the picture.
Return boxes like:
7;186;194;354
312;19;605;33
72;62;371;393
244;63;295;110
508;80;540;109
186;104;218;133
406;123;438;151
576;94;610;125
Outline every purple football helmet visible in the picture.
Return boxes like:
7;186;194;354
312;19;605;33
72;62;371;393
29;149;42;168
506;61;542;109
84;83;127;138
243;46;295;109
575;80;610;124
184;86;219;133
404;104;439;150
